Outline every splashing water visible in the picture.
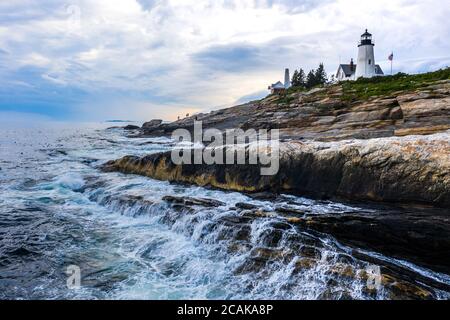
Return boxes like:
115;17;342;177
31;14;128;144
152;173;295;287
0;123;449;300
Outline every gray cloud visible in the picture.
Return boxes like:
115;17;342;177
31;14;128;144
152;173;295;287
192;44;266;72
0;0;449;121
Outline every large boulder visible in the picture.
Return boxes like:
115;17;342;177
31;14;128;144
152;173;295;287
142;119;163;129
123;124;140;130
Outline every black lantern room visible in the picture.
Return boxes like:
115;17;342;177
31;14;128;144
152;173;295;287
359;29;374;47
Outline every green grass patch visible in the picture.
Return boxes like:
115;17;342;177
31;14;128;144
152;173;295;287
276;94;296;104
286;85;307;95
341;68;450;101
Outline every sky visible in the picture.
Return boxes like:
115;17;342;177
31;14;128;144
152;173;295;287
0;0;449;122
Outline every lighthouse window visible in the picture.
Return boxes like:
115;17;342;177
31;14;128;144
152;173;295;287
369;59;372;65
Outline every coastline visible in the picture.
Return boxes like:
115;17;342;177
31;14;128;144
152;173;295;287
101;72;450;281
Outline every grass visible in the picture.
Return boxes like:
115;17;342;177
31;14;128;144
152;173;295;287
341;67;450;101
276;95;296;104
275;85;322;104
286;85;307;95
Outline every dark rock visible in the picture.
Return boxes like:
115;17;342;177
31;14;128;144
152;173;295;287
123;125;140;130
299;246;321;259
142;119;163;129
275;206;306;216
246;192;278;201
289;209;450;275
235;202;259;210
162;195;225;207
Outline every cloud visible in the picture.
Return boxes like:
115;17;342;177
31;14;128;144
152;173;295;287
0;0;449;121
193;44;271;72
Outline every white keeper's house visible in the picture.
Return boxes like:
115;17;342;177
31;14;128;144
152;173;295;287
336;29;384;81
268;68;291;94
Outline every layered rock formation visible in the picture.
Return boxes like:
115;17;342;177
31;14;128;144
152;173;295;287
103;132;450;207
138;79;450;142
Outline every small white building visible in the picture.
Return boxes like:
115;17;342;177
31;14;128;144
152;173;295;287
336;29;384;81
268;68;291;94
268;81;286;94
336;59;357;81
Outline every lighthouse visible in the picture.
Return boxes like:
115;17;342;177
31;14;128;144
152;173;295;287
355;29;377;78
336;29;384;81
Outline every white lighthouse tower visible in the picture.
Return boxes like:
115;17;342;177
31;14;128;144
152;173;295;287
355;29;377;79
284;68;291;89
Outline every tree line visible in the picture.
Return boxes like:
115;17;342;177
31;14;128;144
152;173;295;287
291;63;328;89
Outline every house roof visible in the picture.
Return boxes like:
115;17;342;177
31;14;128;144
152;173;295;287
270;81;285;89
338;64;356;77
375;64;384;75
338;64;384;77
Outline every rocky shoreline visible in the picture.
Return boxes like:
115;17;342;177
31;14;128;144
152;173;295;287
103;132;450;207
102;132;450;274
102;71;450;284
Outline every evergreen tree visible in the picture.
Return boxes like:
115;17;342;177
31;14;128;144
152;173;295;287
314;63;327;85
306;70;316;88
298;68;306;87
291;70;300;87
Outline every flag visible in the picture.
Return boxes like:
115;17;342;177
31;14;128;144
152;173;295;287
388;52;394;61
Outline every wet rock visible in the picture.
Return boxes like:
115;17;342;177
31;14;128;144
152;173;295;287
142;119;163;130
292;257;317;273
351;251;450;294
93;194;155;217
241;210;276;219
317;289;354;300
285;217;303;224
382;275;434;300
335;253;355;265
234;257;268;275
123;125;140;130
289;210;450;275
275;206;306;216
328;263;356;279
299;246;321;259
234;226;251;242
257;228;283;247
162;195;225;208
233;247;289;275
246;192;278;201
221;214;253;225
235;202;259;210
251;247;286;261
